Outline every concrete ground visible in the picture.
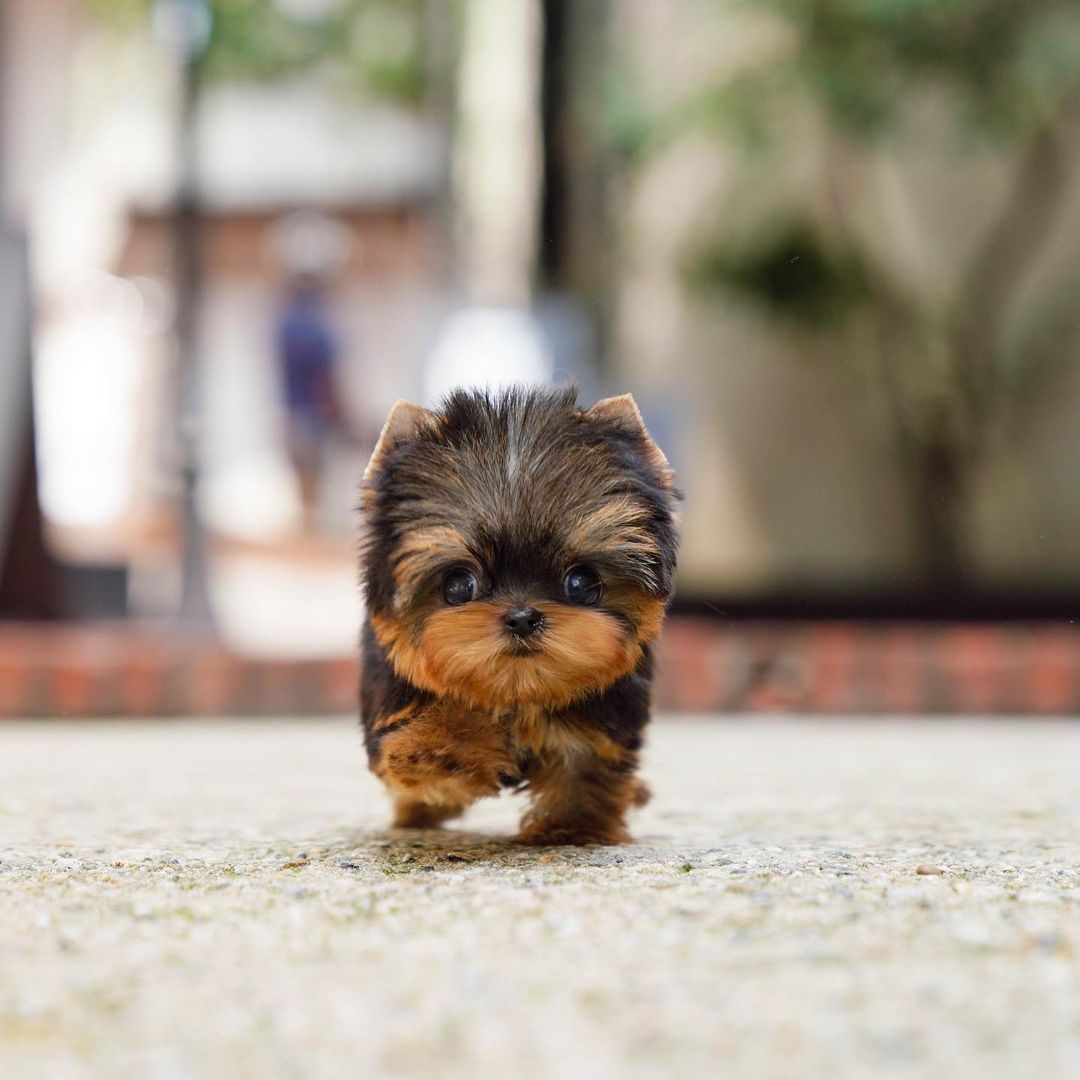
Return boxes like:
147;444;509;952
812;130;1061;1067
3;718;1080;1080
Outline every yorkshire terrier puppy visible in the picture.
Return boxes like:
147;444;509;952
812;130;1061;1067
359;385;679;845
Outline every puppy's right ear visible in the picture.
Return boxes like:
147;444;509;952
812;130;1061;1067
363;400;435;485
586;393;676;491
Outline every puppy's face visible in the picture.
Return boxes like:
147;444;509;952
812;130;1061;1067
362;387;679;709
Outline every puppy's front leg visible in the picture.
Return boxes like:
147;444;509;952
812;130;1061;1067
370;703;515;825
516;744;645;846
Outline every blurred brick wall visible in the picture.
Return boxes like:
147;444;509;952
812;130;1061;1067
1;617;1078;718
654;619;1078;716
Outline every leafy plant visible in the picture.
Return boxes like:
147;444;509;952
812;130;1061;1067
674;0;1080;586
82;0;428;104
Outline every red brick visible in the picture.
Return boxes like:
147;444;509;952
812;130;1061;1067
654;619;725;712
0;658;27;716
324;658;360;712
940;627;1010;713
742;624;808;713
2;617;1080;719
49;663;101;717
183;646;243;716
804;624;861;712
1025;627;1079;715
865;627;926;713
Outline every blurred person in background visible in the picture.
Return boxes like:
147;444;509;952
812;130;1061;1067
275;271;349;530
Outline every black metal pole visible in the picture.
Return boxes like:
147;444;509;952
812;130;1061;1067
173;47;212;625
537;0;616;365
0;6;62;619
538;0;570;292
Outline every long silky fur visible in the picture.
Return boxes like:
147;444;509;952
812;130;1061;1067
360;385;680;845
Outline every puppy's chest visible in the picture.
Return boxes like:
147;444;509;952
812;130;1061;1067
508;704;581;759
502;703;621;768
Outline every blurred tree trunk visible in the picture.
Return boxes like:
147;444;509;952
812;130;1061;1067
173;42;212;627
0;420;61;620
420;0;458;285
0;221;60;618
855;114;1076;592
948;122;1071;436
538;0;614;349
0;10;59;618
908;424;969;591
455;0;543;304
538;0;570;291
915;123;1072;589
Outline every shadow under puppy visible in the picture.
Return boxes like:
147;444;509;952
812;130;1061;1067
360;385;680;845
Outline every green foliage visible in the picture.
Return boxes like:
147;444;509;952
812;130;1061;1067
686;222;872;328
669;0;1080;580
346;3;425;103
683;68;797;150
82;0;153;24
81;0;427;104
686;0;1080;144
602;67;656;165
678;0;1080;319
609;0;1080;183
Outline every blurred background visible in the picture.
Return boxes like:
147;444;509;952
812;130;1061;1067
2;0;1080;716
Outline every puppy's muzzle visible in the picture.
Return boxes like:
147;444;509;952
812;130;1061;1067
503;607;544;639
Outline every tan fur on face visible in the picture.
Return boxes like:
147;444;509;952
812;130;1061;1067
372;601;650;709
607;587;667;644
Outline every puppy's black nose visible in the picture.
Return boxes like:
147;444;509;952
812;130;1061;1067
503;607;543;638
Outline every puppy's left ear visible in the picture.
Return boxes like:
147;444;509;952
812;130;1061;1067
363;399;435;485
586;394;675;489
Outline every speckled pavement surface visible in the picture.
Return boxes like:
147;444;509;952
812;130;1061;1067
3;717;1080;1080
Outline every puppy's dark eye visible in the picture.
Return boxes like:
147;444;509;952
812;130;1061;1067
442;568;479;606
564;566;602;605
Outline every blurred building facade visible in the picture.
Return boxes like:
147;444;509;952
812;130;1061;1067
602;0;1080;603
3;0;1080;634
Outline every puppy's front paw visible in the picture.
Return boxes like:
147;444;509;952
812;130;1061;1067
375;716;514;805
391;796;467;828
514;820;631;847
381;742;500;801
